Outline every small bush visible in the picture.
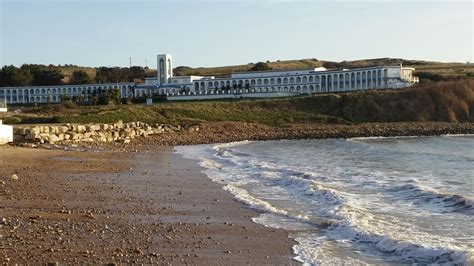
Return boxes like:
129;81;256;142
62;101;77;109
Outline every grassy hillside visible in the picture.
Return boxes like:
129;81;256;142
56;66;96;83
6;80;474;125
172;58;474;82
52;58;474;84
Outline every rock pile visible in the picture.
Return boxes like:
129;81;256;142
13;121;199;144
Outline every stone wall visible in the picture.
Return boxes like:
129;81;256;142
13;121;199;144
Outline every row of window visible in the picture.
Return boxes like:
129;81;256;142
0;85;133;96
1;95;58;103
194;69;386;90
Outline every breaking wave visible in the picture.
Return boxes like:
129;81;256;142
175;137;474;265
389;182;474;214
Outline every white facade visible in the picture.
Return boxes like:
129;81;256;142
190;65;419;96
0;82;135;104
157;54;173;85
0;99;13;144
137;54;418;99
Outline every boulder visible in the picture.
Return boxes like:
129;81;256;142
76;125;86;133
29;127;41;135
71;133;81;140
49;126;59;134
47;134;60;144
100;124;109;131
25;133;40;140
114;120;124;129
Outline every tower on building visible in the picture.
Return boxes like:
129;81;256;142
157;54;173;85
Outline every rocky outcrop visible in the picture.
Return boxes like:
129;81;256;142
13;121;199;145
132;121;474;146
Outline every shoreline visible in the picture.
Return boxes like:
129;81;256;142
8;121;474;151
85;121;474;149
0;145;297;264
134;121;474;146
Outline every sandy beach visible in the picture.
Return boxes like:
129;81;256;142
0;145;297;264
3;121;474;263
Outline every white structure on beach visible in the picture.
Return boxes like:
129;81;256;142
0;53;419;104
135;54;419;100
0;99;13;144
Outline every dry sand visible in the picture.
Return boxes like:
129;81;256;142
0;145;297;264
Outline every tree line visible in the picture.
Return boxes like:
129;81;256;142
0;64;150;87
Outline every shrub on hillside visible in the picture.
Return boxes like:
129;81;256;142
338;80;474;122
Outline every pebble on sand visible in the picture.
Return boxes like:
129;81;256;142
11;174;19;180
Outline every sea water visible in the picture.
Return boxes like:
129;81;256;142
176;135;474;265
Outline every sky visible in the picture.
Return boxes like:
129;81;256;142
0;0;472;68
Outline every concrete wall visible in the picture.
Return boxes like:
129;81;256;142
144;78;159;85
0;123;13;144
167;91;299;101
231;68;321;79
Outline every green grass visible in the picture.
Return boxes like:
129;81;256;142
38;100;346;126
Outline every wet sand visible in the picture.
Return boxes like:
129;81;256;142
0;145;297;264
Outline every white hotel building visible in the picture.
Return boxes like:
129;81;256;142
135;54;419;100
0;54;419;104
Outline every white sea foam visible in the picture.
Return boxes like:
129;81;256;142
330;204;471;264
388;181;474;214
211;140;252;151
442;133;474;137
347;135;423;141
223;184;289;216
175;137;474;265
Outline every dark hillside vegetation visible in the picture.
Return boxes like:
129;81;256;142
276;80;474;123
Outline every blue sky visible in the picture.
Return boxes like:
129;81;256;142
0;0;472;68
